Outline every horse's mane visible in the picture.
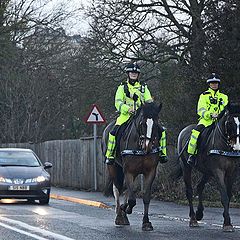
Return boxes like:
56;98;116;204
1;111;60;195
218;102;240;120
227;102;240;114
142;102;161;119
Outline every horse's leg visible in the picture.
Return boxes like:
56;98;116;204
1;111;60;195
107;165;129;226
224;173;235;232
119;189;128;212
183;167;198;227
196;174;210;221
214;169;234;232
124;172;136;215
141;169;156;231
113;184;129;225
225;175;233;203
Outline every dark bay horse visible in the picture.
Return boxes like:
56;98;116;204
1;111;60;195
102;102;163;231
176;102;240;232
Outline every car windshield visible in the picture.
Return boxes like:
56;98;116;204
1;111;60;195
0;151;40;167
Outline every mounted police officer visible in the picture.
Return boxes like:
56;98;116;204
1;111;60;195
187;73;229;166
105;62;168;165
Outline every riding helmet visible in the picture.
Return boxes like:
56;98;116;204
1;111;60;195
207;73;221;83
125;62;141;73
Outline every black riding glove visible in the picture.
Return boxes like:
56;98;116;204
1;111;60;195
132;93;139;102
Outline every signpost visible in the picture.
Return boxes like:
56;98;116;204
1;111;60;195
85;104;106;191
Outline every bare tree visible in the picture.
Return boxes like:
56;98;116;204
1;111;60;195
87;1;209;70
0;0;85;142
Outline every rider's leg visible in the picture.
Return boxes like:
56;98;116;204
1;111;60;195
187;124;205;166
159;128;168;163
105;125;120;165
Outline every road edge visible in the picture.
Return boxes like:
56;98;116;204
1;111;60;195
50;194;111;209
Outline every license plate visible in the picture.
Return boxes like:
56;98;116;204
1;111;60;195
8;185;30;191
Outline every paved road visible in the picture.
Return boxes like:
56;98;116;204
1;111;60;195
0;187;239;239
51;187;240;237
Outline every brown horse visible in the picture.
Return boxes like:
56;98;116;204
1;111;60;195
102;102;163;231
175;102;240;232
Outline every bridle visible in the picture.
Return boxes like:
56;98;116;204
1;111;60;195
214;112;240;149
121;102;162;156
137;115;160;151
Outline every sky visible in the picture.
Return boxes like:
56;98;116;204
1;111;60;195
46;0;91;35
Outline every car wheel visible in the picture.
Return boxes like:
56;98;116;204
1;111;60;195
39;194;50;205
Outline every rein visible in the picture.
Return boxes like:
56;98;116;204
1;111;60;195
211;117;229;149
121;104;162;156
209;112;240;157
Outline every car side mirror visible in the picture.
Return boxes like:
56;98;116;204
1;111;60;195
44;162;52;169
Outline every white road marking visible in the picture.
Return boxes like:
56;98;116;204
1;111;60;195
0;222;48;240
156;214;240;229
133;208;240;229
0;216;75;240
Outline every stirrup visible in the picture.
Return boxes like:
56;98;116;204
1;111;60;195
187;155;196;167
159;155;168;163
105;157;115;165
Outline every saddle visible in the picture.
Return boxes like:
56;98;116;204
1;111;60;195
115;119;134;155
197;124;216;152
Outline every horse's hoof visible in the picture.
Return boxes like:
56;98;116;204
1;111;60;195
196;210;203;221
189;220;199;227
115;217;124;225
115;220;130;226
115;215;129;225
123;217;130;225
223;225;234;232
115;211;130;226
142;222;153;231
122;212;130;225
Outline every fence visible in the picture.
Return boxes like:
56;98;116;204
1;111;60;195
4;139;239;203
1;137;107;191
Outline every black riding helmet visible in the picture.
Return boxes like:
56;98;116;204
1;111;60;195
207;73;221;83
125;62;141;73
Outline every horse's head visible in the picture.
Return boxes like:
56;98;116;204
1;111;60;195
136;102;162;153
223;103;240;151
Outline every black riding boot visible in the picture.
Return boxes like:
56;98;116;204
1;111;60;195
187;155;196;167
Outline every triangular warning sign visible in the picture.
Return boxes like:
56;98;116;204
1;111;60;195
85;104;106;124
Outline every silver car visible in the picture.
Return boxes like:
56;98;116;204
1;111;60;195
0;148;52;204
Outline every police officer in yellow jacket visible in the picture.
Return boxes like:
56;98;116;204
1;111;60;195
187;73;228;166
105;62;167;165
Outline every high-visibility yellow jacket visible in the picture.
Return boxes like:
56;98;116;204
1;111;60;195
197;88;228;127
115;80;152;125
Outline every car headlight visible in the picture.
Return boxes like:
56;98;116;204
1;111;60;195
0;177;12;183
25;176;47;183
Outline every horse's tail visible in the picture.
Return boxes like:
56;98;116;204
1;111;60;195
169;154;183;180
103;164;125;196
169;126;192;181
103;173;113;196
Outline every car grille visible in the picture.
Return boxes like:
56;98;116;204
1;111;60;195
12;179;25;184
0;190;49;198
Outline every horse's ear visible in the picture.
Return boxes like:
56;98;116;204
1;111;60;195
158;103;162;113
228;102;240;114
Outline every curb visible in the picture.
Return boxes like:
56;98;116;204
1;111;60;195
50;194;111;209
